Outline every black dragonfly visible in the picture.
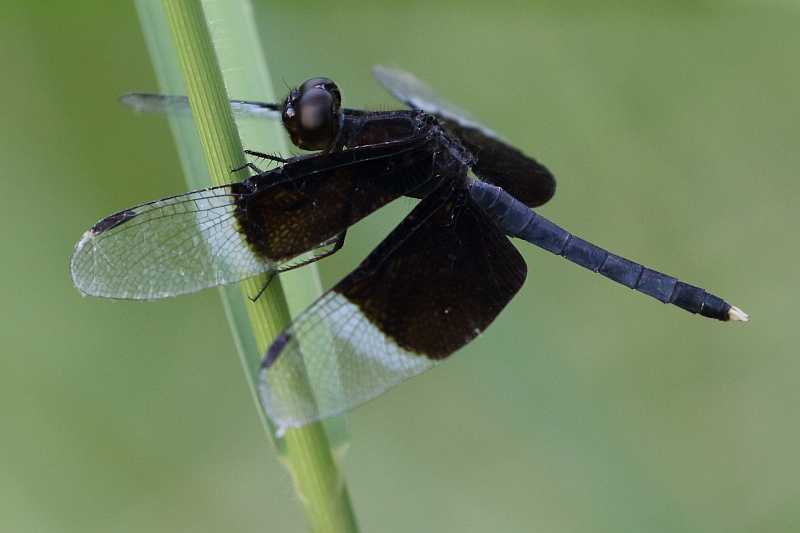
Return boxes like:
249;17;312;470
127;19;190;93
71;66;748;430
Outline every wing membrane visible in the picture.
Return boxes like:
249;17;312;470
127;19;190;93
71;136;434;300
373;65;501;139
373;65;556;207
445;122;556;207
120;93;367;121
259;183;527;429
70;186;271;300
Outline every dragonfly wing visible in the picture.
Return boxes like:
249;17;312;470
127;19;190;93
260;182;527;429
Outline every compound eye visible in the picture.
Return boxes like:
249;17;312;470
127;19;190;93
298;88;334;131
282;78;342;151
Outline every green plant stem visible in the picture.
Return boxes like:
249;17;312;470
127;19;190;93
161;1;359;531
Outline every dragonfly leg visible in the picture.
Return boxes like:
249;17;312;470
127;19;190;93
243;149;288;164
279;231;348;275
247;231;347;303
231;161;265;174
249;271;277;303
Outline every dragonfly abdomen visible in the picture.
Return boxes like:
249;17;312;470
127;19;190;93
469;180;747;322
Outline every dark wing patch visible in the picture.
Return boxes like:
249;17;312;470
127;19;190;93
236;135;435;261
373;65;556;207
259;182;527;429
442;121;556;207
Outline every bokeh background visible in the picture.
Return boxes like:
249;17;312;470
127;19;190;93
1;1;798;532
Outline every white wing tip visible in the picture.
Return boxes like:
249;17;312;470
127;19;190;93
69;230;95;291
728;305;749;322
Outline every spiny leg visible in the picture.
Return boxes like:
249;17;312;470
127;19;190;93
232;150;290;175
278;231;348;274
243;149;288;164
248;232;348;303
231;161;265;174
249;270;277;303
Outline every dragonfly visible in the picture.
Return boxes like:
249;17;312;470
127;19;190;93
71;66;748;430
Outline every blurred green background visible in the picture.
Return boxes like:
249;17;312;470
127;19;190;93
1;1;797;532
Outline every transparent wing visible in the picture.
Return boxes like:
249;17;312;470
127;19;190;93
259;184;527;430
70;186;274;300
119;93;282;121
120;93;368;121
259;290;437;430
373;65;504;141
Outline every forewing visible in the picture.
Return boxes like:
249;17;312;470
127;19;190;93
237;135;434;261
120;93;367;121
71;137;434;300
259;184;527;429
373;65;556;207
70;186;272;300
373;65;501;138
